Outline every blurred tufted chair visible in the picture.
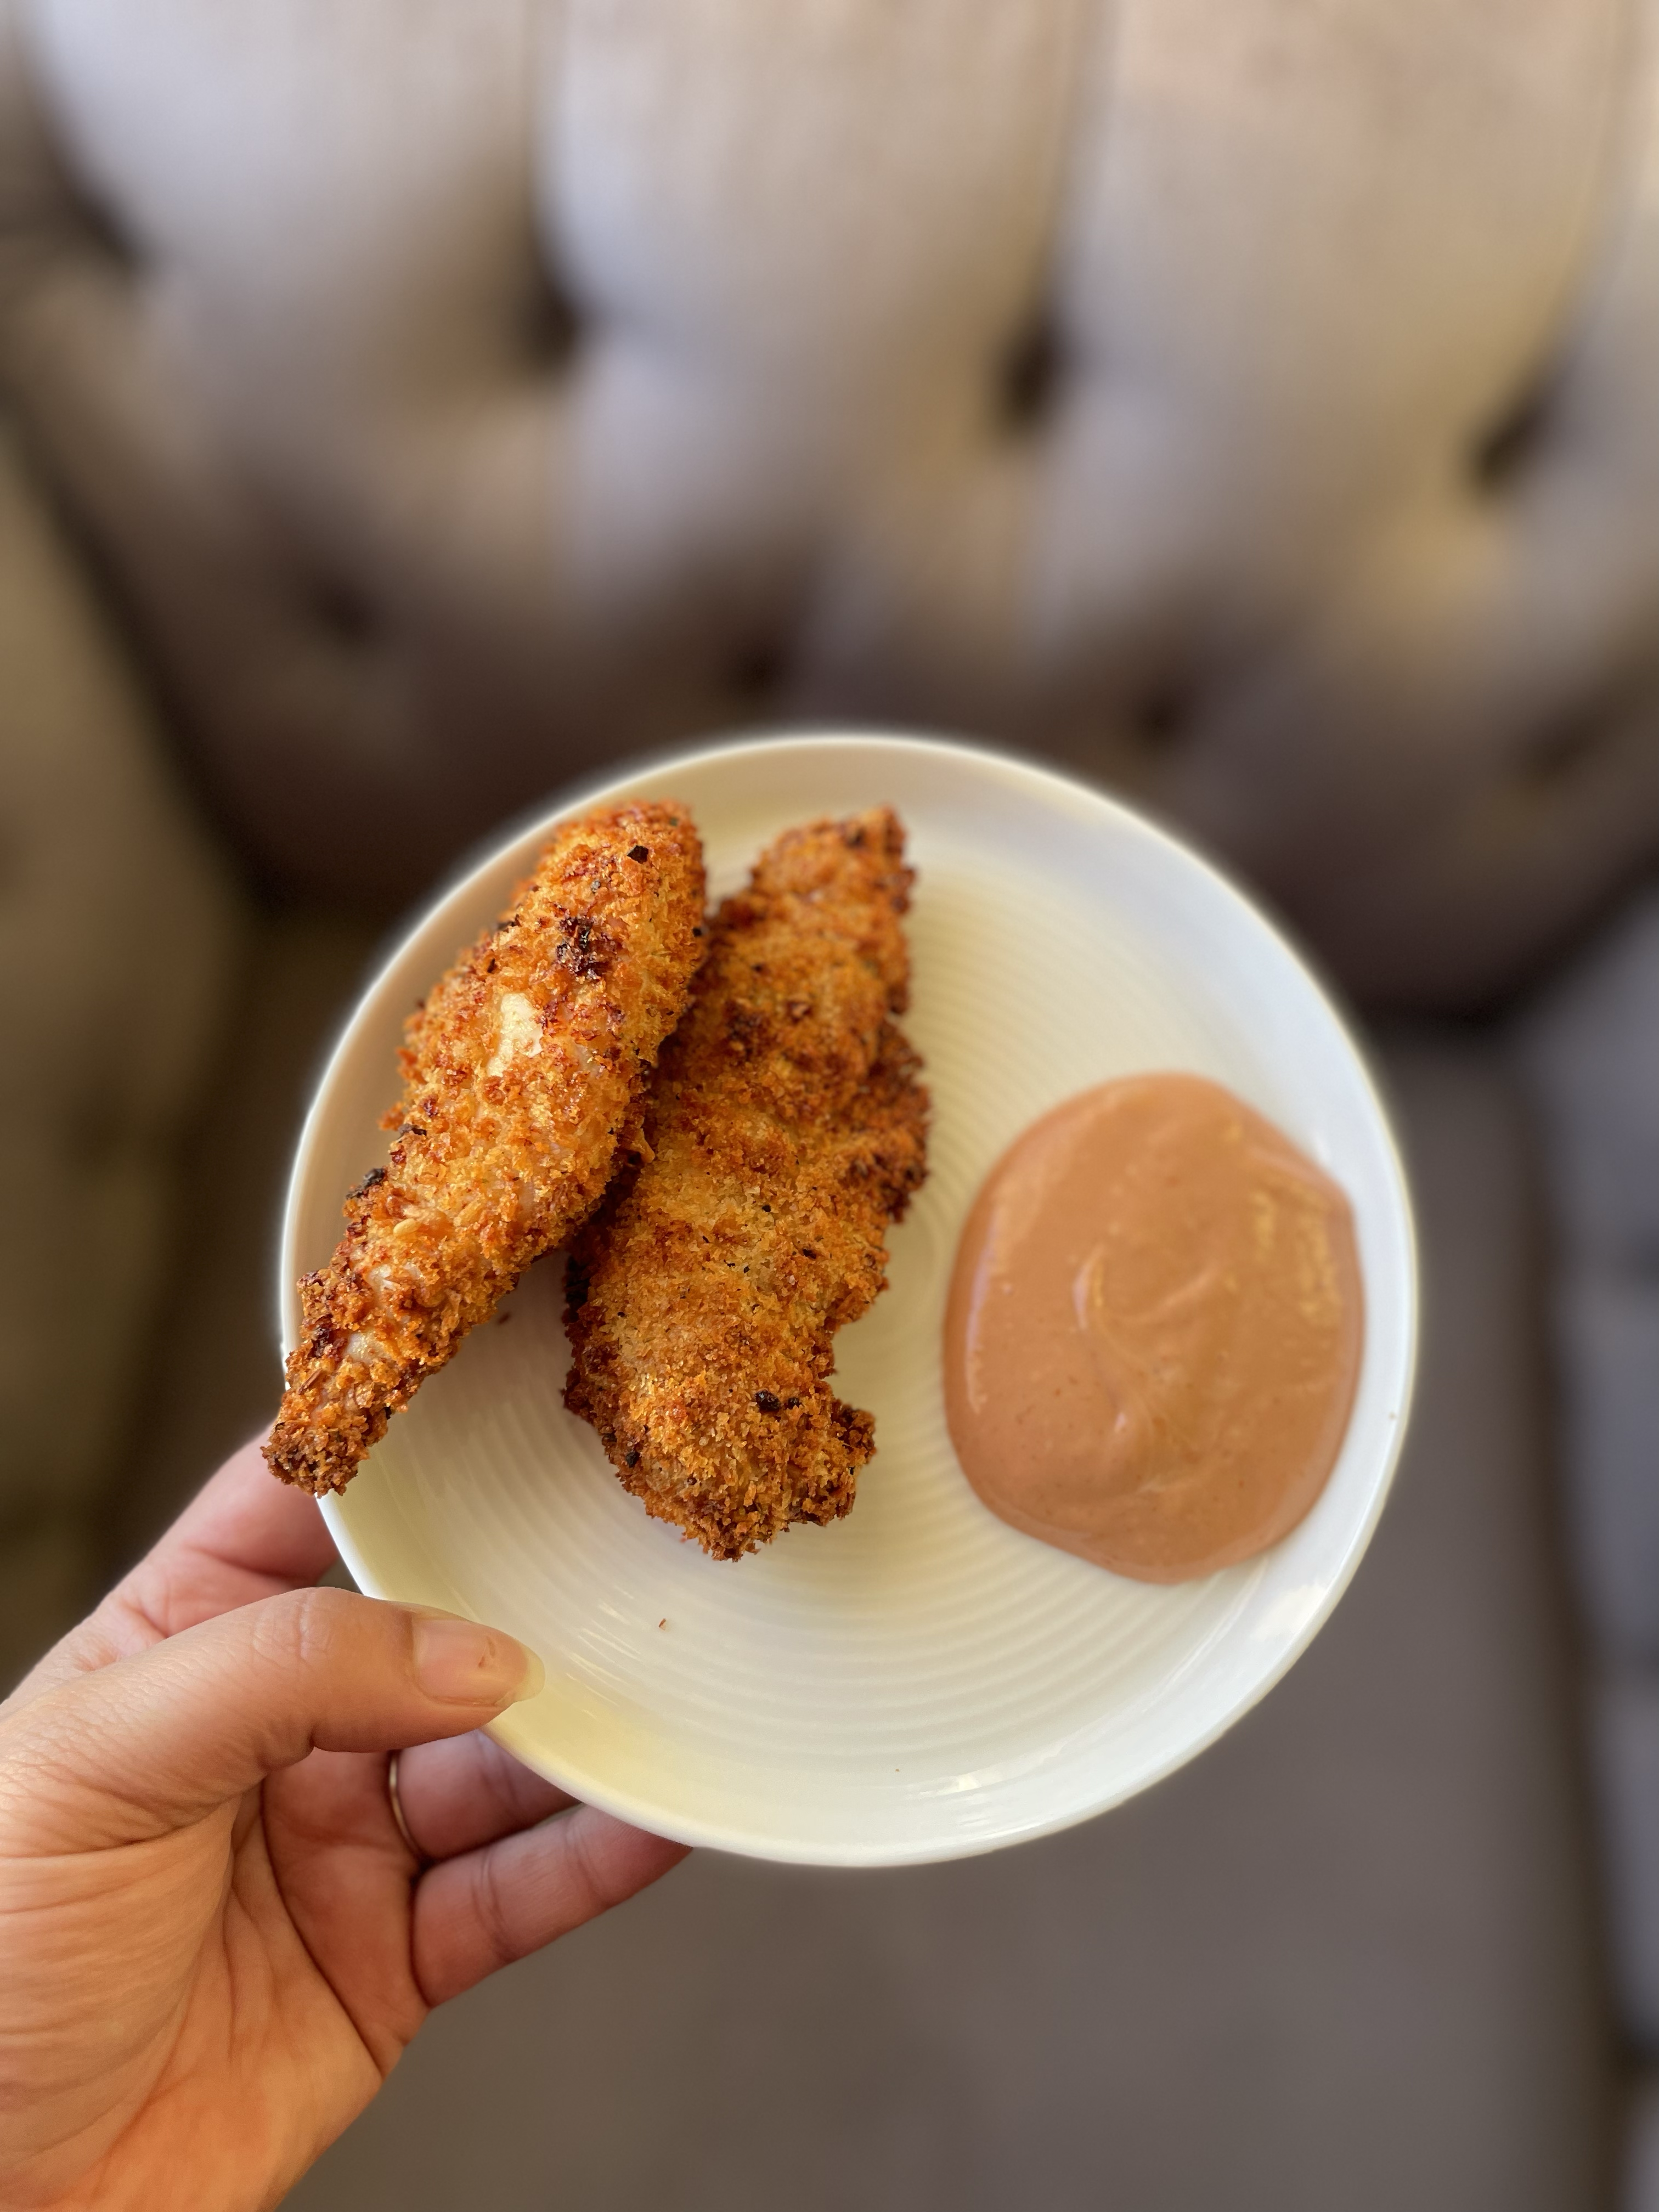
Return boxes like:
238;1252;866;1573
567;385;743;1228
2;2;1657;2208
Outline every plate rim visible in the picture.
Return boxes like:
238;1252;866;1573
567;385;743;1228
281;726;1420;1866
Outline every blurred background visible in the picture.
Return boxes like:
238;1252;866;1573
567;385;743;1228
2;0;1656;2205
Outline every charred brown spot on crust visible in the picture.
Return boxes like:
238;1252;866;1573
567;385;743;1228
556;917;616;980
628;844;650;862
723;1004;766;1057
264;798;705;1499
561;809;926;1558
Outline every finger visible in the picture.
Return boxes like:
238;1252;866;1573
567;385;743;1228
113;1436;341;1650
393;1733;577;1861
0;1587;544;1853
7;1436;338;1708
413;1804;689;2005
158;1432;341;1602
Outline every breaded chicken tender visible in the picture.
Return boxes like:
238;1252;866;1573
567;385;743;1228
564;808;928;1559
266;802;705;1494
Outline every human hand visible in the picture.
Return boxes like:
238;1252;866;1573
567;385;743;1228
0;1439;688;2212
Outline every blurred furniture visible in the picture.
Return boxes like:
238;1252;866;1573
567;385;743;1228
1521;897;1659;2209
1;1;1655;2205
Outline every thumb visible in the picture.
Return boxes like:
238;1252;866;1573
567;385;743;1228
0;1587;544;1851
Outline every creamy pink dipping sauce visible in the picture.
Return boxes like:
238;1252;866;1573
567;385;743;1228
944;1073;1364;1583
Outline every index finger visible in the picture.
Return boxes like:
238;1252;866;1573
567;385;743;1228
7;1435;340;1706
161;1434;341;1607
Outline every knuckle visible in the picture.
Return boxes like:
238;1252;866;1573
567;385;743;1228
247;1584;354;1675
479;1750;522;1833
565;1815;620;1918
467;1848;520;1974
483;1736;550;1826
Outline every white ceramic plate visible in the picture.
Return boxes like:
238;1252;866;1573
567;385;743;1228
281;732;1417;1866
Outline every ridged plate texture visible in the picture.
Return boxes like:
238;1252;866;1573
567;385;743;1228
283;735;1417;1865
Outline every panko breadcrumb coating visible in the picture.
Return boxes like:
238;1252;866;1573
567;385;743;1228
564;808;928;1559
266;802;705;1495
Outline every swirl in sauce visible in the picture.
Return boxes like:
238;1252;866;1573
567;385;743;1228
943;1073;1364;1583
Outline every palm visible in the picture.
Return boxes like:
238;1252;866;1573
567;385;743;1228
57;1767;413;2208
0;1443;685;2212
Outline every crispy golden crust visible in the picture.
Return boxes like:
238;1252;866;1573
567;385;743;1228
564;808;928;1559
266;802;705;1494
